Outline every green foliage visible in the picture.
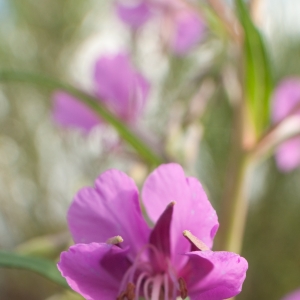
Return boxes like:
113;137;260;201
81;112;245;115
235;0;273;136
0;251;68;288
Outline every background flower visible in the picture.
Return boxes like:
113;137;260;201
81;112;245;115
115;0;205;55
272;78;300;172
282;289;300;300
53;53;150;132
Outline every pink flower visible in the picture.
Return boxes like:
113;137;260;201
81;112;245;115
116;0;205;55
53;53;149;132
272;78;300;172
58;163;248;300
116;0;152;28
282;289;300;300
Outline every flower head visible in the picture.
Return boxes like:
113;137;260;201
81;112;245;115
53;53;149;132
272;78;300;172
58;163;248;299
116;0;205;55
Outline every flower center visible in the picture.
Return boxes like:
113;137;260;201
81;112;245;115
117;244;188;300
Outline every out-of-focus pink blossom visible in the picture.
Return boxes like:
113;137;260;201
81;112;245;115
53;53;149;132
170;8;205;55
116;0;205;55
281;289;300;300
116;0;152;28
272;78;300;172
58;163;248;299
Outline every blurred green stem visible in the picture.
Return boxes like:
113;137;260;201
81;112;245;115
0;70;164;166
216;97;254;254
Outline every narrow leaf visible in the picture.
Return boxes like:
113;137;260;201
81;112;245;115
0;71;164;166
235;0;273;135
0;250;68;288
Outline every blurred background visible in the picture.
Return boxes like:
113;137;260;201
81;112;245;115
0;0;300;299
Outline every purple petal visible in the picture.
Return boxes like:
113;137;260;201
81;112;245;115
68;169;150;259
272;78;300;171
142;164;219;269
171;10;205;55
52;91;100;132
149;202;174;258
93;53;150;124
58;243;129;299
282;289;300;300
185;251;248;300
276;137;300;172
272;78;300;123
116;0;152;28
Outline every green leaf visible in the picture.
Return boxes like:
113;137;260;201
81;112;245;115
0;71;164;166
0;250;69;288
235;0;273;135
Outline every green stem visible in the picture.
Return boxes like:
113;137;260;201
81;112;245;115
0;70;164;166
215;96;253;254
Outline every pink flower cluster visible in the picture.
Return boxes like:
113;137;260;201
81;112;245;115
58;163;248;300
116;0;205;55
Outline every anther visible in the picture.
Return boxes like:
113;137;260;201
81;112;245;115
183;230;209;251
116;283;135;300
126;282;135;300
106;235;124;245
178;277;188;299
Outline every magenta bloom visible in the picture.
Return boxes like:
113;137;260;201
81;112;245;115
53;53;149;132
116;0;205;55
272;78;300;172
116;0;152;28
58;163;247;300
282;289;300;300
168;7;205;55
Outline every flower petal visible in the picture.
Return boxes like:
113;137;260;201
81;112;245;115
58;243;130;299
142;164;219;268
272;78;300;123
52;91;100;132
281;289;300;300
276;137;300;172
93;53;149;123
116;0;152;28
272;78;300;171
68;169;150;259
184;251;248;300
149;202;174;258
171;10;205;55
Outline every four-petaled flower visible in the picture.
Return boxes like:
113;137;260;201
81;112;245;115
58;163;248;299
272;77;300;172
53;53;149;132
116;0;205;55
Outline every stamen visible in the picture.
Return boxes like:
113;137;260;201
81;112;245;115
151;275;163;300
167;262;178;300
116;291;127;300
135;272;149;300
106;235;124;245
178;277;188;299
117;283;135;300
144;277;154;300
126;282;135;300
163;273;169;300
183;230;209;251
